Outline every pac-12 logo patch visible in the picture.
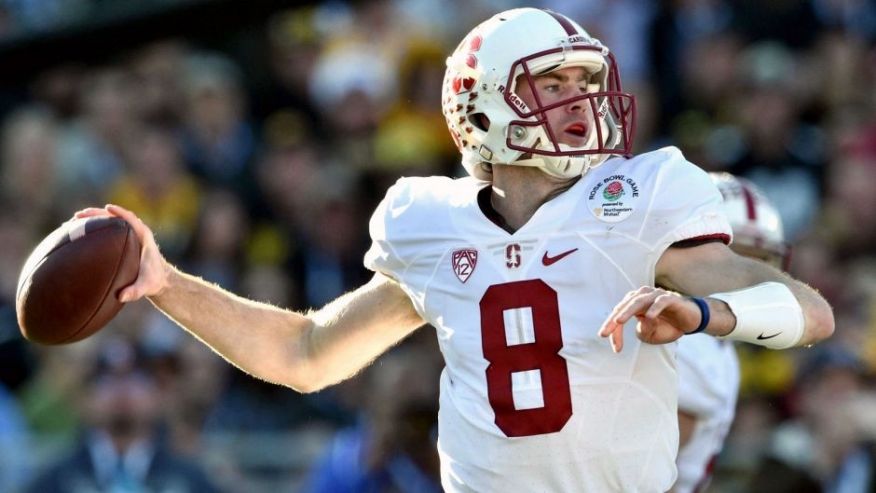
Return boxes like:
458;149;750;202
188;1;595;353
588;174;640;223
451;248;478;283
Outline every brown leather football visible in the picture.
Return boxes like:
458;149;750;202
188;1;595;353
16;216;141;345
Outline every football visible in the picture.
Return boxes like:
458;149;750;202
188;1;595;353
16;216;141;345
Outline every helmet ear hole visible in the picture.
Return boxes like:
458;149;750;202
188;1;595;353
469;113;490;131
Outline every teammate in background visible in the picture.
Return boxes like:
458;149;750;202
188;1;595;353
76;8;834;492
674;172;789;493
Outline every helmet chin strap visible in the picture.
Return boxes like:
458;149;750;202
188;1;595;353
493;157;564;176
508;157;581;179
508;158;547;169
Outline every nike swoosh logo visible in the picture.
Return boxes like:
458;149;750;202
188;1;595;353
757;332;782;340
542;248;579;266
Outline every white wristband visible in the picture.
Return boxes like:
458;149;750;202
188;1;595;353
710;282;805;350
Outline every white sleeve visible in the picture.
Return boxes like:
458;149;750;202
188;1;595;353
637;147;732;250
363;178;413;281
363;177;456;319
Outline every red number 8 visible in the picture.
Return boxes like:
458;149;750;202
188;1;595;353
480;279;572;437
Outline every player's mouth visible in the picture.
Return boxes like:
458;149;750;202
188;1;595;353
564;122;587;137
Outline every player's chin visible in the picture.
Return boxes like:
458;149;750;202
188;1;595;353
558;133;589;148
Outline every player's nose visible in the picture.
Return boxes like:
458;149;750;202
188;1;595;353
565;97;587;114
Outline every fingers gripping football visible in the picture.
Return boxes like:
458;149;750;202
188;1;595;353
599;287;703;353
74;204;169;302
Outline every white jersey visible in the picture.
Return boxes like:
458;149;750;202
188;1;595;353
365;147;731;492
675;335;740;493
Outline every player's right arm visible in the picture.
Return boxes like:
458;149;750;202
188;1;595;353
75;205;425;393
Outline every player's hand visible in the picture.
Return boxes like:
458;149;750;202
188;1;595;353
73;204;170;302
598;286;702;353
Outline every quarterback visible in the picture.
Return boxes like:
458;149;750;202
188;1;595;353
78;8;834;492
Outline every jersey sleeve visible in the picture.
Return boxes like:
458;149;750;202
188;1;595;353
364;175;461;278
363;178;416;281
637;147;732;250
364;176;456;318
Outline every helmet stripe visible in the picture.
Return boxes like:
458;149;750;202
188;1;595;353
740;184;758;221
543;10;579;36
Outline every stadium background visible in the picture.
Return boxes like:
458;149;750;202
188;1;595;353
0;0;875;491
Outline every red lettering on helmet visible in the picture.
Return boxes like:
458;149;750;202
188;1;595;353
508;93;530;113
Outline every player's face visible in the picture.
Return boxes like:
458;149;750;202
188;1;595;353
515;66;596;148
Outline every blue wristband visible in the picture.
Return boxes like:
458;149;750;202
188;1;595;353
688;297;710;334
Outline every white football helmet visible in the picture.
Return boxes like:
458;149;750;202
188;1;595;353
710;172;790;269
442;8;636;180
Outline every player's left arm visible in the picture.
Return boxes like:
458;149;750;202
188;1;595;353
599;241;835;352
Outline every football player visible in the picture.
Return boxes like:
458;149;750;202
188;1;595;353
674;172;789;493
77;8;833;492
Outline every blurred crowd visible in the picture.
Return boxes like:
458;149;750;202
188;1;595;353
0;0;875;492
0;0;204;40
